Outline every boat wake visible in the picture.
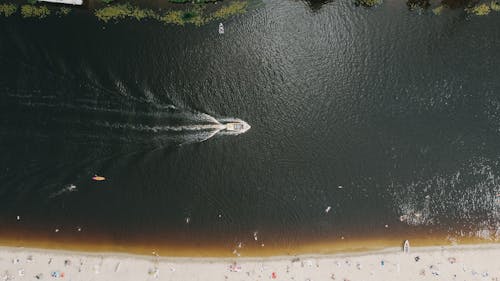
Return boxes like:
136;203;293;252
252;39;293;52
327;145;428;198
93;121;226;133
1;86;251;147
89;116;250;145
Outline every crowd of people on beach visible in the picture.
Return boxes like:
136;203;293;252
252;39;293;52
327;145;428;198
1;244;499;281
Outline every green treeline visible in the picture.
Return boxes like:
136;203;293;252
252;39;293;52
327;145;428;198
20;4;50;18
1;0;499;21
0;3;17;16
94;1;247;24
0;1;248;23
409;0;500;15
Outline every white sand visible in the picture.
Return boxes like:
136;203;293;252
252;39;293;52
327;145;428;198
0;244;499;281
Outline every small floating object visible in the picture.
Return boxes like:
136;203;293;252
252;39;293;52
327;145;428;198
403;240;410;254
338;185;343;189
16;215;20;221
185;217;190;224
92;175;106;181
325;206;332;213
218;22;224;34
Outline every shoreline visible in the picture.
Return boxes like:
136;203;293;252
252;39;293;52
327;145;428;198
1;243;499;280
0;233;498;257
2;242;500;261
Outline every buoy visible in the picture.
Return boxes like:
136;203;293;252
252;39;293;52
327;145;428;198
92;175;106;181
218;22;224;34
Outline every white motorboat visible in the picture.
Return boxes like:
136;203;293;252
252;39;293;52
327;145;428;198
220;119;251;135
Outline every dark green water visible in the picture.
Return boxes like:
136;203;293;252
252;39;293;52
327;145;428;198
0;0;499;254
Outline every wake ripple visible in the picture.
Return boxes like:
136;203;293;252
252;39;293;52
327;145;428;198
94;121;225;133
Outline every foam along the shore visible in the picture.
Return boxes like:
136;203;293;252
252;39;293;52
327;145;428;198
0;244;499;281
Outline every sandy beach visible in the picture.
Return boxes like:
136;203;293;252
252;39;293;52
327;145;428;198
0;244;499;281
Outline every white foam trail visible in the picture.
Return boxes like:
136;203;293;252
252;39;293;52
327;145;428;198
49;184;78;199
94;121;225;132
194;112;221;124
175;130;221;145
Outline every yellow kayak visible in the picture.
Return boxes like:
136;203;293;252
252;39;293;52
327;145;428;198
92;175;106;181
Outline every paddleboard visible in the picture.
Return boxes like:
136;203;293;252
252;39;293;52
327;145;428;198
92;175;106;181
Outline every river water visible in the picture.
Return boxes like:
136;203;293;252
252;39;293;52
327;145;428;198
0;0;499;256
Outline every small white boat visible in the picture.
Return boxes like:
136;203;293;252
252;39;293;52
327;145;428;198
225;123;244;131
224;122;250;134
216;119;251;136
218;23;225;34
403;240;410;254
216;118;252;135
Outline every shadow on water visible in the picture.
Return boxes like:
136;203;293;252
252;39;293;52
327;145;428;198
301;0;335;10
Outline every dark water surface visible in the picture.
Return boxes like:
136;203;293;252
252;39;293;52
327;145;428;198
0;0;499;255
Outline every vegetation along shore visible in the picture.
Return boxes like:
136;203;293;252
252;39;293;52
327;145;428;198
0;0;499;23
0;0;253;24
